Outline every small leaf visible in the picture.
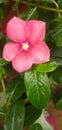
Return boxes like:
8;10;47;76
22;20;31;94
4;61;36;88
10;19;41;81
6;76;25;105
24;104;41;126
36;61;57;73
4;100;25;130
28;123;42;130
24;70;50;109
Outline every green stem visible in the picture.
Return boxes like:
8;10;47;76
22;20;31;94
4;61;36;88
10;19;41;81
0;74;6;93
52;0;61;17
21;1;62;13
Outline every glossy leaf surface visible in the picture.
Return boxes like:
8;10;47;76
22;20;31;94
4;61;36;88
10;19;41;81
24;70;50;109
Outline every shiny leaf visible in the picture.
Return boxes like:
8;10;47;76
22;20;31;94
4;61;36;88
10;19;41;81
36;61;57;73
24;70;50;109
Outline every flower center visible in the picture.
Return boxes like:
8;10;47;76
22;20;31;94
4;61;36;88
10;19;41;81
22;42;29;50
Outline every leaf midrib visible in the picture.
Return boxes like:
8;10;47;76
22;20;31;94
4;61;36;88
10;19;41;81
34;70;40;106
8;81;20;104
11;105;16;130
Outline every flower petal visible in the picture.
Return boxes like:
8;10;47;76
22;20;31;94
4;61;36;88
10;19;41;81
12;51;33;72
3;42;20;61
45;116;57;130
26;20;46;44
30;42;50;64
6;17;26;42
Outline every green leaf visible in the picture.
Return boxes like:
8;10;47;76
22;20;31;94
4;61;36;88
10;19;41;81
47;18;62;32
53;88;62;110
28;123;42;130
4;100;25;130
24;104;41;126
47;18;62;47
19;7;38;20
6;76;25;105
36;61;57;73
0;58;8;67
24;70;50;109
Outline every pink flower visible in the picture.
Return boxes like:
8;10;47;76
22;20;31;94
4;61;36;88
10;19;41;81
3;17;50;72
45;115;57;130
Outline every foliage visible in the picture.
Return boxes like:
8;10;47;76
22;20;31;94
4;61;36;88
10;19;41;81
0;0;62;130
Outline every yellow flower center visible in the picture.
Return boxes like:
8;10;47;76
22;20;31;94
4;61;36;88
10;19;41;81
22;43;29;50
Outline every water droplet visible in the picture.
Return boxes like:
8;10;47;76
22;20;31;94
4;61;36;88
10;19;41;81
39;56;43;61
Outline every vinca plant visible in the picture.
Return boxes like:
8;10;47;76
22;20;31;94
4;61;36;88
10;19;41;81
0;0;62;130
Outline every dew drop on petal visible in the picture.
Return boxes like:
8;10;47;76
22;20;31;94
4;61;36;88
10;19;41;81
38;56;43;61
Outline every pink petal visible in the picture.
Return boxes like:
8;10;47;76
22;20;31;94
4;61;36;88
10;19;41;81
26;20;46;44
3;42;20;61
45;116;57;130
6;17;26;42
30;42;50;64
12;51;33;72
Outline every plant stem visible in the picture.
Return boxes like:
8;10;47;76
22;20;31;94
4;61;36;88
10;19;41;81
21;1;62;13
0;74;6;93
52;0;61;17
